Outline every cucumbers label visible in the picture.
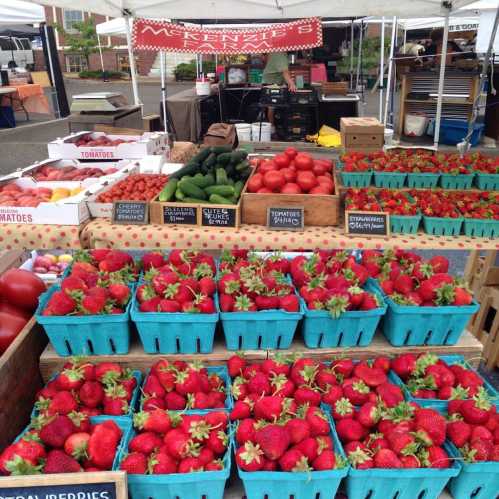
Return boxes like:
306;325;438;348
267;207;304;231
201;207;237;227
345;211;390;237
162;205;198;225
112;201;148;225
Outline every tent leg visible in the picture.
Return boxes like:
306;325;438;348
43;23;60;119
384;16;397;126
379;17;385;122
349;21;354;90
160;50;168;134
434;12;450;149
356;21;363;91
124;14;141;108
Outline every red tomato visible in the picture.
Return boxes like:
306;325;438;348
309;184;333;195
281;168;297;183
313;163;329;176
316;176;335;189
274;154;290;169
284;147;298;159
323;171;333;179
258;160;277;175
0;311;27;354
296;171;318;193
281;183;302;194
247;173;264;193
0;269;46;312
257;187;273;194
295;154;314;171
263;170;286;192
0;301;31;321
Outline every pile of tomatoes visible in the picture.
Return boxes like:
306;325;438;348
247;148;335;195
96;174;169;203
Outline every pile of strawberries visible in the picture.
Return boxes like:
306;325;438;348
462;151;499;174
35;359;138;417
140;360;228;411
361;250;474;307
447;390;499;462
345;188;380;212
218;251;299;313
120;411;229;474
0;417;123;475
136;250;216;314
409;190;462;219
289;252;382;316
391;353;489;401
378;190;418;216
336;400;452;469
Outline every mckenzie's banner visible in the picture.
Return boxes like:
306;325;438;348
132;17;322;54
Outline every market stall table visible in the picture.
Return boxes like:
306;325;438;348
0;223;84;250
0;84;50;120
0;87;16;127
80;219;499;251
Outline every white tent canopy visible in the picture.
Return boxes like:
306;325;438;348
399;16;479;30
30;0;476;20
0;0;45;25
96;17;130;37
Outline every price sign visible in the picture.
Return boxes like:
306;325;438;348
201;207;237;228
162;205;198;225
345;211;390;237
112;201;148;225
267;207;304;231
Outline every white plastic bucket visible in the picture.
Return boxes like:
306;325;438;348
384;128;394;145
196;81;211;96
251;122;272;142
235;123;252;142
404;113;428;137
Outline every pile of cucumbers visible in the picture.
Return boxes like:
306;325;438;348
158;146;252;205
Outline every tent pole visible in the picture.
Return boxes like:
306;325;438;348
124;13;141;108
459;5;499;154
97;34;105;73
349;20;354;90
160;50;168;133
379;17;385;122
43;23;60;119
356;21;363;91
434;11;450;149
383;16;397;126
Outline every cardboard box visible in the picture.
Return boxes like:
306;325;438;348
47;131;169;160
341;117;384;151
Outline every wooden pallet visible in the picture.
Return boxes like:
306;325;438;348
464;250;499;296
39;329;483;382
469;285;499;370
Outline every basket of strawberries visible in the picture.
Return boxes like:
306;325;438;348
218;251;303;351
338;152;373;188
130;251;219;355
35;276;133;356
403;150;441;189
468;152;499;190
290;252;386;348
438;153;475;190
455;191;499;239
371;151;407;189
378;189;421;234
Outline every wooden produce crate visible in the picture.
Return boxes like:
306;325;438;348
469;285;499;370
322;81;348;96
464;250;499;296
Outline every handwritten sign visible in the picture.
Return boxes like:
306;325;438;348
201;207;237;227
267;207;304;231
112;201;148;225
345;211;390;237
163;205;198;225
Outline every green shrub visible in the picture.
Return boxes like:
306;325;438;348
174;59;216;81
78;70;125;79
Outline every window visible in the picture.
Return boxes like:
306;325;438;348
63;10;83;33
65;54;87;73
117;54;140;74
19;39;31;50
0;38;16;51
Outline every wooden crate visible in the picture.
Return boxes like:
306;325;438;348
464;250;499;296
322;81;348;96
469;285;499;370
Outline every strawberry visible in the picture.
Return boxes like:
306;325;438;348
471;425;493;442
120;452;147;474
39;415;76;448
79;381;104;408
279;449;311;472
44;450;82;473
227;354;246;378
236;419;257;446
336;418;367;442
177;457;203;473
429;255;449;274
255;424;290;460
134;409;171;434
342;378;370;405
453;287;473;306
391;354;416;380
460;392;492;425
331;358;354;377
374;448;402;468
279;293;300;312
376;382;404;408
56;368;85;391
108;283;130;306
323;385;344;406
142;252;166;270
236;442;264;471
219;294;235;312
285;418;311;445
164;428;197;460
206;430;228;455
360;293;380;310
356;402;380;428
421;446;450;468
394;274;414;295
47;390;78;415
94;362;122;384
447;419;472;447
139;296;161;312
233;294;257;312
294;386;321;407
247;372;271;395
45;291;77;315
414;408;446;446
64;432;90;461
354;362;387;387
306;406;330;436
254;396;283;420
312;450;339;471
88;421;121;469
332;398;355;421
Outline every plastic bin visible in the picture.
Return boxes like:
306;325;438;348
439;173;474;190
475;172;499;191
340;171;373;188
237;415;348;499
301;285;386;348
463;218;499;239
423;216;463;236
35;285;132;356
406;172;440;188
381;296;479;346
220;301;304;351
439;119;484;147
373;172;406;189
131;292;219;354
389;355;498;411
346;442;460;499
390;214;421;234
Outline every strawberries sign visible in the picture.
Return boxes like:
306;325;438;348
133;17;322;54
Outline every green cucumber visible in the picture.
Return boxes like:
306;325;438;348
175;188;185;201
205;185;235;197
235;160;250;172
211;145;233;154
215;168;229;185
209;193;234;205
230;150;248;165
203;152;217;169
158;178;178;202
233;180;244;199
216;152;232;166
169;161;200;179
193;147;211;163
191;173;213;189
178;179;207;200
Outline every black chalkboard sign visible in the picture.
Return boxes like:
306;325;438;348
201;206;237;227
163;205;198;225
112;201;148;225
345;211;390;237
267;207;304;231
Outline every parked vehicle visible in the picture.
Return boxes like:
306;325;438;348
0;36;34;69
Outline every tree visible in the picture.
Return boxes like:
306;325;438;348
57;17;101;69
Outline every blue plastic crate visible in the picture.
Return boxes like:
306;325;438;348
31;370;142;422
447;439;499;499
373;171;407;189
131;291;219;354
35;285;132;356
439;119;484;147
120;413;231;499
346;441;460;499
300;284;386;348
340;171;373;188
463;218;499;239
406;172;440;188
439;173;474;190
423;216;463;236
237;414;349;499
381;296;479;346
220;301;304;351
389;355;498;411
475;172;499;191
390;214;421;234
139;365;233;412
